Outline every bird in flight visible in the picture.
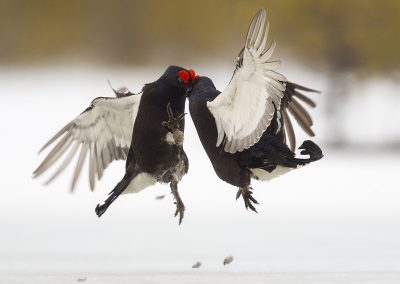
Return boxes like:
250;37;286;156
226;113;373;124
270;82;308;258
34;8;322;220
188;9;323;212
33;66;197;224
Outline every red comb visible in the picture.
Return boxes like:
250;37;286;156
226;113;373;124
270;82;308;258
189;69;196;79
189;69;200;80
178;70;190;84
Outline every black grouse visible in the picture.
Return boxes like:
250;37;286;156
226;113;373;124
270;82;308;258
34;65;197;224
188;9;323;212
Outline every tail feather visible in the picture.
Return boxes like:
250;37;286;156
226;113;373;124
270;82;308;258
287;102;315;137
282;82;319;150
257;140;322;171
282;108;296;151
288;140;323;166
95;176;133;217
251;140;323;181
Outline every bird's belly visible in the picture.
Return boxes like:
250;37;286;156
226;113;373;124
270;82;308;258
158;151;187;183
251;166;292;181
122;173;157;195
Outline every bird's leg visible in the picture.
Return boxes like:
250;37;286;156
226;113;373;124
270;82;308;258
236;186;259;213
162;103;186;145
170;180;185;225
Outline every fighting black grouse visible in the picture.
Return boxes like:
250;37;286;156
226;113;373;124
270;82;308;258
34;66;197;224
188;9;323;212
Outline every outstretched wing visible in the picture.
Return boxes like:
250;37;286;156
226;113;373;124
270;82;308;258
207;9;286;153
33;93;141;191
281;82;320;152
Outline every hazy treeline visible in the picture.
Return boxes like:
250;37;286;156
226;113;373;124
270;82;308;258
1;0;399;76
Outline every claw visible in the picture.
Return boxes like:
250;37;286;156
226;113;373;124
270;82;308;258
162;103;185;133
178;112;187;121
166;102;174;118
236;190;242;200
236;187;258;213
174;203;185;225
247;200;258;213
248;193;259;204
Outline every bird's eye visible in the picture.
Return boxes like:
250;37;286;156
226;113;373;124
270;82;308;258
178;70;190;84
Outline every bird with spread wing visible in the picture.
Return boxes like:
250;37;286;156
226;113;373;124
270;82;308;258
34;66;198;224
188;9;323;212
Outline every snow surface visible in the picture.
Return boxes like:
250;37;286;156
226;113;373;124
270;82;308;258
0;65;399;283
2;272;400;284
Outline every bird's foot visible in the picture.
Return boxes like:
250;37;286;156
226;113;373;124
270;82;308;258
162;103;186;134
236;187;258;213
174;198;185;225
171;184;185;225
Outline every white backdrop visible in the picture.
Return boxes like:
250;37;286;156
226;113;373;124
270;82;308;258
0;65;399;278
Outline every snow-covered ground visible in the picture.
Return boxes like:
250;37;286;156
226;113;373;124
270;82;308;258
0;66;399;283
2;272;400;284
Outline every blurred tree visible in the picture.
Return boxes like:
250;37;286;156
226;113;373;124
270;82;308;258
2;0;399;147
0;0;399;76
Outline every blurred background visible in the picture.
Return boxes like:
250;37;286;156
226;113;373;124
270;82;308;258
1;0;400;147
1;0;399;282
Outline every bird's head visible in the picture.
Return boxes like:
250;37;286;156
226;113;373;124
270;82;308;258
162;65;199;95
188;76;217;98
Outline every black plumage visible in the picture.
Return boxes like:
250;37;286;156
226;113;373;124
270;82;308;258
186;9;323;212
34;65;194;224
188;77;323;212
95;65;192;223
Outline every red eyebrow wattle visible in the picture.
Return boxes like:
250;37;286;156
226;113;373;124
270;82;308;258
189;69;196;79
179;70;190;84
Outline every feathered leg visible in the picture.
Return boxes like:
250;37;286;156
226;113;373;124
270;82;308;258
170;180;185;225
